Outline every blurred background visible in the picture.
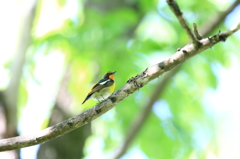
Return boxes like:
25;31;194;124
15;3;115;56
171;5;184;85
0;0;240;159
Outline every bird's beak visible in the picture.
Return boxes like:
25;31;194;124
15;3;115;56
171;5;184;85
111;71;116;74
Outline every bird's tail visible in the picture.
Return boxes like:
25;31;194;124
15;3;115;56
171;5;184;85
82;93;92;104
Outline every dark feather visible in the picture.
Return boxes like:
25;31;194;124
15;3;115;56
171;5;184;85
91;79;113;93
82;93;93;104
82;79;114;104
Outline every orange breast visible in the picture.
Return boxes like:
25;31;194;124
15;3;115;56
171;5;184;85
109;74;114;80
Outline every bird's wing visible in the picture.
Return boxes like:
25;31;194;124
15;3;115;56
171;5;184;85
82;79;114;104
90;79;114;93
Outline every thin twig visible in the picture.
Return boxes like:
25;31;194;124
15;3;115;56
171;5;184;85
166;0;199;48
193;23;202;40
0;24;239;151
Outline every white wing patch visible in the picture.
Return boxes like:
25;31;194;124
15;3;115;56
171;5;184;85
99;79;110;85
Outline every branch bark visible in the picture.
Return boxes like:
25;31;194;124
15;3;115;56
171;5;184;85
166;0;199;47
112;1;240;158
113;68;180;159
3;0;37;137
37;64;91;159
0;23;239;151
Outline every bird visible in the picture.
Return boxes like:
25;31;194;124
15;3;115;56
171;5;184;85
82;71;116;104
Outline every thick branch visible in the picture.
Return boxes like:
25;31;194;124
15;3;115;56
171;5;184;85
166;0;199;47
0;24;239;151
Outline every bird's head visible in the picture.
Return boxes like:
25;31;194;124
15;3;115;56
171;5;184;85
103;71;116;80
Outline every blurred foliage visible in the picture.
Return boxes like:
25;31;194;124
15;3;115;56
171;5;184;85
3;0;239;158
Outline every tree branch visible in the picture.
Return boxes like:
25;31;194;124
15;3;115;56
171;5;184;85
193;23;202;40
113;68;180;159
3;0;37;137
166;0;199;47
37;63;91;159
112;1;240;158
200;0;240;36
0;23;239;151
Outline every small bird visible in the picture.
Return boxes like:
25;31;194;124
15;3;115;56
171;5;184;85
82;71;116;104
